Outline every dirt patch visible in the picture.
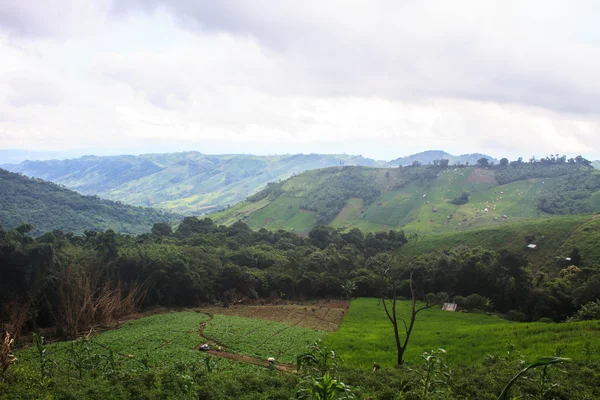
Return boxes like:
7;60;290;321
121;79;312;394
197;300;348;332
467;168;498;184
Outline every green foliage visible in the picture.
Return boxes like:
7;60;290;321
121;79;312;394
449;191;469;205
537;171;600;214
204;314;324;363
497;357;571;400
569;300;600;321
0;168;178;235
296;341;355;400
300;167;381;224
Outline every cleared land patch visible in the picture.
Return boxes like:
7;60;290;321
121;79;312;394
198;300;348;332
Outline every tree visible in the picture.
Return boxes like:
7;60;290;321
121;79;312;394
379;262;447;365
476;158;490;168
151;222;172;237
499;158;509;167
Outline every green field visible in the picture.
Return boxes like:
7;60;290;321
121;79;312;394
6;305;600;399
326;298;600;369
203;314;325;363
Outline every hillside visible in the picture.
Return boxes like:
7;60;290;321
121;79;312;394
1;151;493;215
0;168;178;235
211;160;600;236
387;150;497;166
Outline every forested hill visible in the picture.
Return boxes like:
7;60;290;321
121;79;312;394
0;168;179;235
1;151;493;215
211;156;600;235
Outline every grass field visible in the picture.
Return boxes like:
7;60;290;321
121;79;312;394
326;298;600;369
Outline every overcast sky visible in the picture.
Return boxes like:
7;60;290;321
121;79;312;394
1;0;599;161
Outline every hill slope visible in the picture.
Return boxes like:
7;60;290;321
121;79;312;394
387;150;497;166
2;151;494;215
0;168;178;234
211;162;600;236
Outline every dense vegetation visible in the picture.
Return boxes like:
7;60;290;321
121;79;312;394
299;167;381;224
0;168;178;235
2;217;599;342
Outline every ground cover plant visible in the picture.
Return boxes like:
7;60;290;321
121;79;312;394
326;298;600;368
203;314;326;363
2;305;600;399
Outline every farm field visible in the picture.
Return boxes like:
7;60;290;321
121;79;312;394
326;298;600;369
203;314;325;363
199;300;348;332
5;303;600;399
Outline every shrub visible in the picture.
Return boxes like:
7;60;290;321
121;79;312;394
569;299;600;322
449;191;470;206
505;310;527;322
463;294;487;311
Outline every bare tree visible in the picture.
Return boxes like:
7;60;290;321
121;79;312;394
379;266;447;365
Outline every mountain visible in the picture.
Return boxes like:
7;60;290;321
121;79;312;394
593;160;600;169
0;149;89;164
0;168;179;235
386;150;497;167
210;161;600;235
2;151;492;215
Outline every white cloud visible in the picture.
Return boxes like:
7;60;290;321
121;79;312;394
0;0;599;160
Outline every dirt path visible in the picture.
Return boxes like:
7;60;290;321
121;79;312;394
195;313;297;373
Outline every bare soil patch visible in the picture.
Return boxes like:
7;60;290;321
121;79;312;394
197;299;348;332
467;168;497;184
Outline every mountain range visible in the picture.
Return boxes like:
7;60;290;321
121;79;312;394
1;151;494;215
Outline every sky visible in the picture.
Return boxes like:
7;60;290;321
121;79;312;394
0;0;599;162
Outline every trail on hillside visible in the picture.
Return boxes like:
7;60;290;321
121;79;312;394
195;313;297;373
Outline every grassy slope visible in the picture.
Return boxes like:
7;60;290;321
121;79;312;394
399;214;600;269
211;165;600;232
326;298;600;368
0;168;178;235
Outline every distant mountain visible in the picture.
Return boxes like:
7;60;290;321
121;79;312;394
0;149;89;164
387;150;497;167
211;161;600;235
0;168;179;235
2;151;495;215
593;161;600;169
2;152;383;214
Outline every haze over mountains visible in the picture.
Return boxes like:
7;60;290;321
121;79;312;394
2;150;495;215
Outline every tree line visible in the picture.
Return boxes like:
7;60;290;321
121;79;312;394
1;218;599;341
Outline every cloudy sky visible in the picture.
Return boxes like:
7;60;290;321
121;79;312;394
0;0;599;161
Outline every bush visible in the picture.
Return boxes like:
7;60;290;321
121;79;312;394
505;310;528;322
463;294;487;311
449;191;470;206
569;300;600;322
